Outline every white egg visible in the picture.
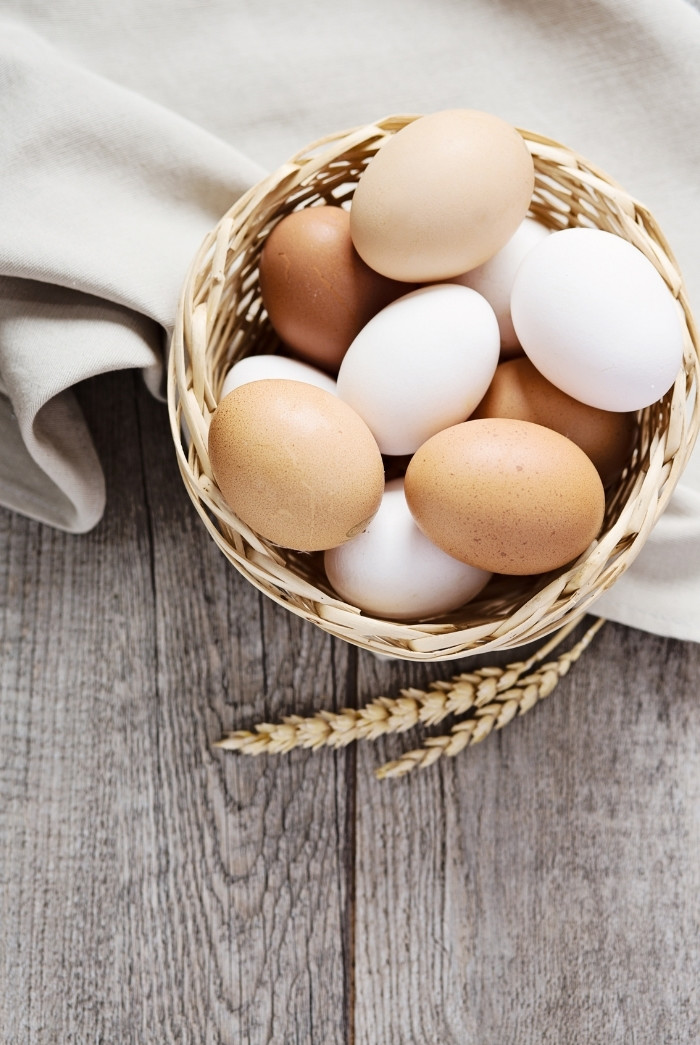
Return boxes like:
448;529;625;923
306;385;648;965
324;478;492;620
220;354;337;399
336;284;500;455
510;227;684;412
450;217;550;353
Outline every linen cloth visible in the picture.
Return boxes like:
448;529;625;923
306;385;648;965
1;0;699;641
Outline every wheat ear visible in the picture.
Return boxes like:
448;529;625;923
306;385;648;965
375;615;605;778
215;615;605;773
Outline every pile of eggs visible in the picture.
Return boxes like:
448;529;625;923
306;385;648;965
208;109;684;622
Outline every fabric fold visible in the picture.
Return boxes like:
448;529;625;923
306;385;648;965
0;18;265;532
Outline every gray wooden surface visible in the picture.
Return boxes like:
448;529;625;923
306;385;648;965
2;369;700;1044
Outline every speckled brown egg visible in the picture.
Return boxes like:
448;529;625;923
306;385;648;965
258;204;411;373
208;379;385;551
470;357;637;486
404;418;606;575
349;109;535;282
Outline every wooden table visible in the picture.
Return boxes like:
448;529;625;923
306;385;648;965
2;369;699;1043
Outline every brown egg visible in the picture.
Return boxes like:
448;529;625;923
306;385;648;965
404;418;605;575
470;357;637;486
258;205;411;373
208;379;385;551
349;109;535;282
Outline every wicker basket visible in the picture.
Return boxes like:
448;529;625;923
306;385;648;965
167;114;700;663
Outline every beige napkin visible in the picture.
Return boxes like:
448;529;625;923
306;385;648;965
0;19;265;530
1;0;699;640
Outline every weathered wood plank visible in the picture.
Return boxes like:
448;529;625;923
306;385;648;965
352;622;700;1044
0;371;353;1045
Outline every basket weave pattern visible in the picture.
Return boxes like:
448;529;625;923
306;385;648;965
168;115;700;663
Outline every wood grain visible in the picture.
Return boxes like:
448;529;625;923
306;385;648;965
353;624;700;1045
1;372;351;1044
2;370;700;1044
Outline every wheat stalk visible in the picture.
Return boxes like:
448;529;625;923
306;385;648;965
215;614;605;775
375;615;605;779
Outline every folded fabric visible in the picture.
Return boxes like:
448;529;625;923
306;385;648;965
0;18;265;530
1;0;699;640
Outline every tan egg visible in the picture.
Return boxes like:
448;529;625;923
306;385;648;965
349;109;535;282
208;379;385;551
470;357;637;486
404;418;605;575
258;204;412;373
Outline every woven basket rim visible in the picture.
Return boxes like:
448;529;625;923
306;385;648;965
167;113;700;662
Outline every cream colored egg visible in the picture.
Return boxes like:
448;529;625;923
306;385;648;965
450;216;550;354
220;354;337;399
510;228;685;411
324;479;491;620
336;284;500;455
349;109;535;282
208;379;385;551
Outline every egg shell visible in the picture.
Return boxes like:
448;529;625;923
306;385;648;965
349;109;536;282
510;227;685;412
449;216;550;355
404;418;606;575
336;283;500;456
324;478;492;621
208;379;385;552
258;204;412;373
220;354;337;399
470;356;637;486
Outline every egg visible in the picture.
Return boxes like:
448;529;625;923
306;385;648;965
324;478;492;620
208;379;384;551
470;356;637;486
258;204;411;373
510;227;685;412
404;418;606;575
336;283;500;455
349;109;536;282
450;216;550;355
220;353;337;399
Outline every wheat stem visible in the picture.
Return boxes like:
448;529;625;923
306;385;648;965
375;615;606;779
215;614;605;773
